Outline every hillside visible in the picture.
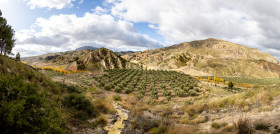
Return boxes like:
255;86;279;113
0;55;68;133
123;38;280;78
22;48;138;72
0;55;111;134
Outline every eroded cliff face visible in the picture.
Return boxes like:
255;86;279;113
82;48;137;71
123;38;280;78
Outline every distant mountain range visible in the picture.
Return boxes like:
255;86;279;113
75;46;99;51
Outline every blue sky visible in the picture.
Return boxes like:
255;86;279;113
1;0;280;60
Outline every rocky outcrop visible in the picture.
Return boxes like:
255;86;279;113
66;61;78;72
83;48;137;71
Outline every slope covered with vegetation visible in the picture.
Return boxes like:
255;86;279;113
0;55;101;133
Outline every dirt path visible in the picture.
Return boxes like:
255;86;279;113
104;103;129;134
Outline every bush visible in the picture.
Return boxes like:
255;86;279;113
176;90;184;97
234;117;253;134
194;88;200;92
113;95;122;101
228;81;234;89
56;82;82;93
62;93;97;120
125;88;133;94
99;82;105;87
150;125;167;134
115;86;122;93
92;114;108;127
188;90;196;96
0;74;67;134
104;85;111;90
254;120;270;131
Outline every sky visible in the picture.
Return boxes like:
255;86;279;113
0;0;280;59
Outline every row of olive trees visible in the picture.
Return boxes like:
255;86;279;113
0;10;16;56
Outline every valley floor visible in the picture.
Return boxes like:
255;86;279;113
43;70;280;134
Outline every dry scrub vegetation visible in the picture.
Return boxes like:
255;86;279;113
118;82;280;133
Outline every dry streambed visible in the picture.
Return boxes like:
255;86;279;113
104;103;129;134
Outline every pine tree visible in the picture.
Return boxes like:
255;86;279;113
228;81;234;89
0;10;16;55
16;52;20;61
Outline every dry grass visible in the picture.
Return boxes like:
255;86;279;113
254;120;270;131
165;125;199;134
92;114;108;127
211;122;228;129
220;124;235;133
179;116;208;125
158;106;174;117
94;97;116;114
258;105;273;112
234;117;253;134
255;90;272;105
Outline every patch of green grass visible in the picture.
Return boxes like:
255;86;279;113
44;70;64;77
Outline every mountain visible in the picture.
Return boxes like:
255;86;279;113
115;51;138;56
122;38;280;78
75;46;98;51
22;48;138;72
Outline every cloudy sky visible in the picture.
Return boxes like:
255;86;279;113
0;0;280;59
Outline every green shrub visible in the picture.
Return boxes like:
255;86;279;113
188;90;196;96
150;125;167;134
228;81;234;89
194;88;200;92
176;90;184;97
99;82;105;87
57;83;81;93
115;86;122;93
184;87;189;92
113;95;122;101
104;85;111;90
125;88;133;94
62;93;97;120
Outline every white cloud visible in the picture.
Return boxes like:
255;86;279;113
26;0;77;9
92;6;108;15
107;0;280;58
15;12;162;57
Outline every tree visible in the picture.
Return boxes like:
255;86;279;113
16;52;20;61
0;10;16;55
228;81;234;89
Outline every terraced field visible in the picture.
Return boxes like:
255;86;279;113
94;69;204;101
